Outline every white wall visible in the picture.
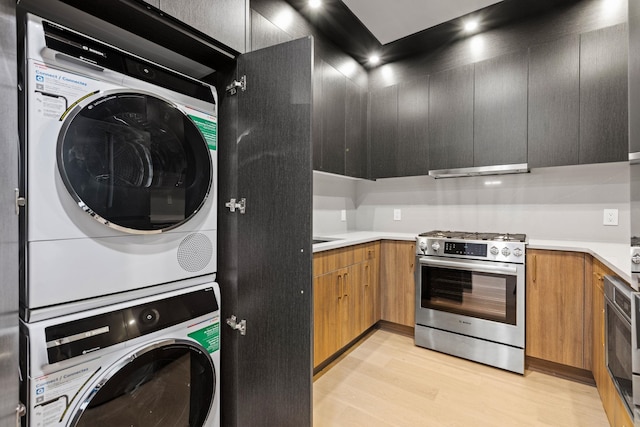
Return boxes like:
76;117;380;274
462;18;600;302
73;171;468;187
314;162;630;243
312;171;358;235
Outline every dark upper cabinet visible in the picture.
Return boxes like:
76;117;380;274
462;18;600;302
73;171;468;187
250;9;292;51
630;0;640;155
397;76;429;176
428;63;474;171
579;23;628;164
474;51;528;167
312;58;324;171
345;79;367;178
370;85;398;178
321;61;347;175
157;0;247;53
528;35;580;168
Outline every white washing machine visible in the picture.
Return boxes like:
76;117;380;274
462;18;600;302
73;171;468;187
23;14;218;309
21;281;221;427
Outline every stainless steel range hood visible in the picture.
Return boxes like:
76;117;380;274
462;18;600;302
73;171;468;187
428;163;529;179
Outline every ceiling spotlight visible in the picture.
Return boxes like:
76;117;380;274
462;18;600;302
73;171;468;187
309;0;322;8
464;19;479;33
368;54;380;66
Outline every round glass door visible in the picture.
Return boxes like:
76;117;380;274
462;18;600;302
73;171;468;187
57;92;213;234
73;343;215;427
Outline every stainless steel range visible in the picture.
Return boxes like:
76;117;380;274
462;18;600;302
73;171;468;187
415;230;526;374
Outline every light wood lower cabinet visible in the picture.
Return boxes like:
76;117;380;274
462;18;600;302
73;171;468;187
526;249;588;369
592;259;633;427
313;242;380;368
380;240;416;327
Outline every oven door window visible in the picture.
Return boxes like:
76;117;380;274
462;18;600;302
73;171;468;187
72;343;215;426
421;266;517;325
57;92;213;234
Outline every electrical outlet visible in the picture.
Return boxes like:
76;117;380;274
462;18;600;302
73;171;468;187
603;209;619;226
393;209;402;221
340;209;346;222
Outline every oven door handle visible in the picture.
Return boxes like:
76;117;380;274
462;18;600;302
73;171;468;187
419;258;518;276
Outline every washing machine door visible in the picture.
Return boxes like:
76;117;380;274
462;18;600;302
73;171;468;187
57;91;213;234
71;341;215;427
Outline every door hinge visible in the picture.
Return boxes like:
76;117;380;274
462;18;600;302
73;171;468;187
226;315;247;336
225;197;246;214
15;189;25;215
16;402;26;427
226;75;246;96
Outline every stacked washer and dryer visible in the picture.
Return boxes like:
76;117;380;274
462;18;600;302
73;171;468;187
20;14;221;427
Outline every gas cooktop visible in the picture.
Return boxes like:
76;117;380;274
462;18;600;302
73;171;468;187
418;230;527;243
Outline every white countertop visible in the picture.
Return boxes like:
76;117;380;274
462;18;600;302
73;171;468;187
313;231;632;284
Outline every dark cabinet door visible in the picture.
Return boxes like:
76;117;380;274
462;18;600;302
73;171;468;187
1;0;18;423
345;79;367;178
474;51;528;167
158;0;247;53
370;85;398;178
629;0;640;155
219;37;312;427
321;61;347;175
397;76;429;176
580;23;628;164
428;64;474;171
528;35;580;168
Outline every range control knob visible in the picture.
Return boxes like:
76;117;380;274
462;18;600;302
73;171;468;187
513;248;523;257
431;242;441;252
633;253;640;264
418;239;428;251
501;247;511;257
490;246;500;256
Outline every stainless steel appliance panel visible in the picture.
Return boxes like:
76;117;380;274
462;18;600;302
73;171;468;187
415;324;524;374
605;275;634;418
416;257;525;348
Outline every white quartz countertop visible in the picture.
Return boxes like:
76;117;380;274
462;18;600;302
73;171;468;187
312;231;632;284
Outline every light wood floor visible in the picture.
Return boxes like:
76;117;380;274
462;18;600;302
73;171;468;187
313;329;609;427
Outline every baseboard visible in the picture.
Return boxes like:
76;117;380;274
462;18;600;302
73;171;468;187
526;356;595;386
377;320;414;337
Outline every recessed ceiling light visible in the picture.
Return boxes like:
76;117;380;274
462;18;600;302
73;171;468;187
309;0;322;8
464;19;479;33
368;54;380;66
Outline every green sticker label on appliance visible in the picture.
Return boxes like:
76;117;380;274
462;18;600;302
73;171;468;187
189;115;217;150
189;322;220;353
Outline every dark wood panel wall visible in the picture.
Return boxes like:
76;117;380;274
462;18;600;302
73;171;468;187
369;0;627;91
250;0;368;89
629;0;640;154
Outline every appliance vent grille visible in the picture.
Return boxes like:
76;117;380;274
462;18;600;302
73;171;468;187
177;233;213;272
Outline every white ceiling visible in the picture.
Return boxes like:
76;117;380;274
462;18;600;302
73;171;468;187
341;0;505;45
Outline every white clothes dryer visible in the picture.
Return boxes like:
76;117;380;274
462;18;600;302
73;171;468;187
22;14;218;309
21;282;221;427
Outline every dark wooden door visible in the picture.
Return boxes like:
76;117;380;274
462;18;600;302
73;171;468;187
370;85;398;178
1;0;19;424
219;37;313;427
528;35;580;167
321;61;347;175
397;76;429;176
474;51;528;167
428;64;474;171
345;79;367;178
579;23;628;164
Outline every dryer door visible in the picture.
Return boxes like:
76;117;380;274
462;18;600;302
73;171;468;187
72;341;215;426
57;91;213;234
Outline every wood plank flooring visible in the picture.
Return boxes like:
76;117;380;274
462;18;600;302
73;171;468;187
313;330;609;426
